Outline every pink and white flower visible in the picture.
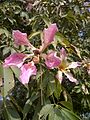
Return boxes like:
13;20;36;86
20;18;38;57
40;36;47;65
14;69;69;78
44;48;80;84
57;48;80;84
4;53;26;68
12;30;34;48
13;30;29;46
20;61;37;84
44;51;61;69
4;53;37;85
40;24;58;52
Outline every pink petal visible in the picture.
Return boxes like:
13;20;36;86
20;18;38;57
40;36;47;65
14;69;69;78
87;69;90;75
19;62;37;84
41;24;58;51
26;3;33;12
56;70;63;84
4;53;26;68
60;48;67;61
87;63;90;75
68;62;81;69
12;30;30;46
64;71;78;84
45;51;61;69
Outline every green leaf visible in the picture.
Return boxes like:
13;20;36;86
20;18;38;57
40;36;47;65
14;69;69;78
28;31;41;40
39;104;53;120
3;67;14;97
0;64;3;95
41;15;51;26
55;32;81;58
47;80;55;96
12;5;21;14
42;71;55;96
0;28;9;37
60;106;81;120
0;64;3;77
65;11;76;25
60;101;73;111
3;100;21;120
55;32;70;47
48;107;63;120
23;92;40;120
39;104;81;120
32;101;42;120
3;47;10;56
11;66;20;79
54;80;62;99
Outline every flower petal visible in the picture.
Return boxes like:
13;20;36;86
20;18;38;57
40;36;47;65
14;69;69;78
56;70;63;84
87;69;90;75
64;71;78;84
68;62;81;69
40;23;58;51
26;3;33;12
60;48;67;61
45;51;61;69
4;53;26;68
12;30;31;46
19;62;37;84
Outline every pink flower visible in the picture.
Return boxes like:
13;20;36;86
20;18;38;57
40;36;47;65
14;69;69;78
19;62;37;84
45;51;61;69
40;24;58;52
67;62;81;69
60;48;67;61
63;71;78;84
12;30;31;46
26;3;33;12
4;53;26;68
56;70;63;84
56;48;81;84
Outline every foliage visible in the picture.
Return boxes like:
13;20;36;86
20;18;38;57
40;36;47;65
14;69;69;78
0;0;90;120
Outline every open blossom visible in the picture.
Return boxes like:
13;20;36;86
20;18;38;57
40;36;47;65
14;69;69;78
12;30;29;46
40;24;58;52
58;48;80;84
26;3;33;12
4;53;37;85
44;51;61;69
4;53;26;68
44;48;80;84
20;62;37;84
12;30;32;47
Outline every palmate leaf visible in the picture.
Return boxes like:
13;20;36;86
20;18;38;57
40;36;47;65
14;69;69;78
39;104;81;120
